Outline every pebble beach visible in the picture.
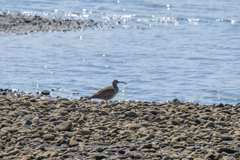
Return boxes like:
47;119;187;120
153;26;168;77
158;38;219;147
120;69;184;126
0;89;240;160
1;1;240;159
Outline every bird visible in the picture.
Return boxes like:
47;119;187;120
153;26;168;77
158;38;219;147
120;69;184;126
88;79;127;106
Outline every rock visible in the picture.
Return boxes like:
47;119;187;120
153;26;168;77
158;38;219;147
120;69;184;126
43;134;55;140
220;136;233;141
234;152;240;158
8;149;19;155
22;119;32;129
36;153;48;160
126;111;138;117
50;152;58;158
148;110;159;115
96;126;108;131
118;150;125;154
41;90;50;95
151;117;161;122
80;129;91;135
173;145;185;149
171;120;180;125
22;155;34;160
217;148;237;154
96;147;104;152
119;130;134;135
142;143;152;149
69;137;79;146
29;98;37;102
206;152;214;159
215;103;224;108
55;121;72;131
100;111;108;115
1;127;18;133
172;98;181;106
204;121;214;128
142;149;156;152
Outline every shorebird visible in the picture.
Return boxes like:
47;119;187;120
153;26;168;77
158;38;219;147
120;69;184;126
88;80;127;106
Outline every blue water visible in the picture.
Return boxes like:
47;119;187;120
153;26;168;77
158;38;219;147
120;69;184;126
0;0;240;104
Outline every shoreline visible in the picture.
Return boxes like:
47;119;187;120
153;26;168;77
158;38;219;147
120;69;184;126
0;91;240;159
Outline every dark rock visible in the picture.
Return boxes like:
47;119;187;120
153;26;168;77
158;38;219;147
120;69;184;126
173;145;185;149
152;117;162;122
220;136;233;141
118;150;125;154
96;147;104;152
171;120;180;125
172;98;181;106
8;149;19;155
126;111;138;117
41;90;50;95
142;149;156;152
142;143;152;149
204;121;214;128
215;103;224;108
217;148;237;154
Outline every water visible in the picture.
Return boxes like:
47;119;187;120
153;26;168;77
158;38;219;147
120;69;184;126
0;0;240;104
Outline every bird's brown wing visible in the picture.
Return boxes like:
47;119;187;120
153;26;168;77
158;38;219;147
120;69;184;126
89;86;115;99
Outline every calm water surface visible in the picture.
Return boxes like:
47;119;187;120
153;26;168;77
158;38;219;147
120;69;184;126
0;0;240;104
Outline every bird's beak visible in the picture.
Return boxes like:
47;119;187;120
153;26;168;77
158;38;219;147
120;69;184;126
118;81;127;84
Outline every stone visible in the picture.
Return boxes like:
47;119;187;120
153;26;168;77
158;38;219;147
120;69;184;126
204;121;214;128
96;147;104;152
69;137;79;146
55;121;72;131
220;136;233;141
217;148;237;154
151;117;161;122
172;98;181;106
142;148;156;152
118;150;125;154
1;127;18;133
8;149;19;155
80;129;91;135
126;111;138;117
215;103;224;108
41;90;50;95
50;152;58;158
43;134;55;140
22;155;34;160
142;143;152;149
171;120;180;125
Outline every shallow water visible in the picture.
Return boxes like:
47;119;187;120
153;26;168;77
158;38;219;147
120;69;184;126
0;0;240;104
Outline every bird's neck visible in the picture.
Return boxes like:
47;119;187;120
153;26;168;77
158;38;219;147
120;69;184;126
113;83;119;90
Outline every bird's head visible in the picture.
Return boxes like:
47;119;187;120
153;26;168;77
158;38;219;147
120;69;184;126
112;79;127;85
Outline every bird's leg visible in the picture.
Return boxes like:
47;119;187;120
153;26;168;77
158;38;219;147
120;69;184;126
106;100;108;107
